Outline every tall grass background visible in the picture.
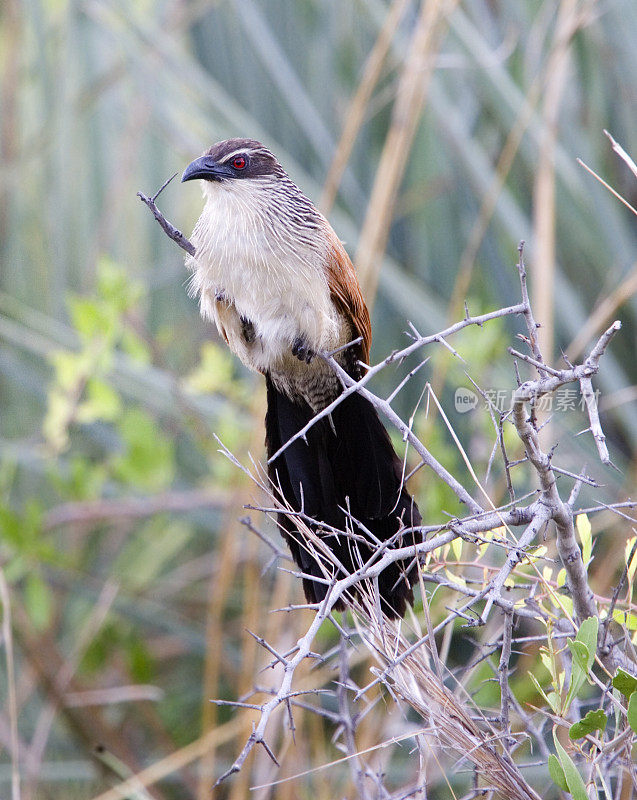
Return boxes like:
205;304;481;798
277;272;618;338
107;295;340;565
0;0;636;798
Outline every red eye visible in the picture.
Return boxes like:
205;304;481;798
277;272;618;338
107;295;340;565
232;156;246;170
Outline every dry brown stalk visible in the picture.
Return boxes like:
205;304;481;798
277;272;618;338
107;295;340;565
532;0;591;368
319;0;410;215
354;0;458;304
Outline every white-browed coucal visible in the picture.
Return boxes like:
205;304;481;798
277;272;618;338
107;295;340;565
182;138;421;618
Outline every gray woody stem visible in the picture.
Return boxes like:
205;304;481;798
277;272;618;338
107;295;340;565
511;320;621;625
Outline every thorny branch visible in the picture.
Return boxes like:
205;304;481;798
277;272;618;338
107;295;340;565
511;252;621;633
140;187;635;796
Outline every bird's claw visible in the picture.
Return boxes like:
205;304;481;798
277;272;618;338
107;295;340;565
292;337;314;364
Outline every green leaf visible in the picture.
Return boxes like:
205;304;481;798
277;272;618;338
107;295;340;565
576;616;599;670
540;650;555;677
625;612;637;631
120;327;151;364
566;639;590;708
565;616;599;709
626;537;637;583
96;257;142;313
612;609;637;630
0;503;52;563
546;690;561;715
612;668;637;698
576;514;593;566
43;388;72;452
451;534;463;561
48;455;107;501
628;692;637;734
50;350;87;392
569;709;607;740
0;505;24;546
553;732;594;800
528;671;552;707
548;753;568;792
560;594;574;619
568;639;591;676
81;623;121;676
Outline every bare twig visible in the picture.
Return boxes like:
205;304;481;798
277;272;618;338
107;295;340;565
516;243;547;372
579;374;611;465
323;354;483;514
479;505;552;624
137;185;195;256
498;611;514;751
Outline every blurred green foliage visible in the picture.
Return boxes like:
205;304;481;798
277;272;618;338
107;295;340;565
0;0;636;798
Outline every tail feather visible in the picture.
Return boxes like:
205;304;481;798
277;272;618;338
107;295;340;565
265;376;422;619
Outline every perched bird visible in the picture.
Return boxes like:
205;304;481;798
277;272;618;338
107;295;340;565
182;138;421;618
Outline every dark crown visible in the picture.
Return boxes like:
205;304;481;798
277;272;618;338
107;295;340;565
205;138;286;179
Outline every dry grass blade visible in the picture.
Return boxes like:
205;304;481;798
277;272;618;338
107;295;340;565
576;158;637;218
605;129;637;180
360;613;542;800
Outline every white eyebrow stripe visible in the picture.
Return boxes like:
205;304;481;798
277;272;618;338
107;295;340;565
217;148;251;164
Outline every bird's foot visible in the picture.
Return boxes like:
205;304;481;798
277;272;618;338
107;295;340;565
292;336;315;364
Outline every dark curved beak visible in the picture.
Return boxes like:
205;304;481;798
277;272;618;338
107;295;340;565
181;156;233;183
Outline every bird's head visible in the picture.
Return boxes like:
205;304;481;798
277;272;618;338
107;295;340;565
181;138;286;188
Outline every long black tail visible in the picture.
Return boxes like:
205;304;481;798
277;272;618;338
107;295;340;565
265;376;421;619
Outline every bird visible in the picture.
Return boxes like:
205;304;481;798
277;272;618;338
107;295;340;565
182;138;422;618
